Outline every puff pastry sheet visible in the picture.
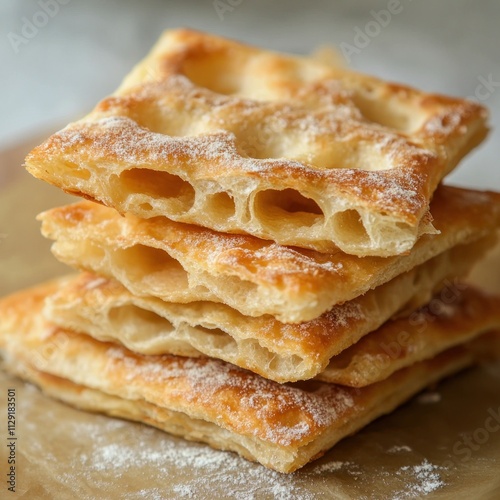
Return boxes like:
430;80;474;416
44;234;493;383
1;282;499;473
25;29;489;257
39;185;500;323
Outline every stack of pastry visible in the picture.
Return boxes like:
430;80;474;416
1;30;500;473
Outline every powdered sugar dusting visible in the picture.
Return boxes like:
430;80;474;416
215;242;344;281
70;415;319;500
72;423;445;499
105;346;355;446
310;460;357;474
10;372;458;499
417;391;442;405
46;94;432;219
327;300;365;328
391;459;446;498
424;111;462;136
16;378;452;500
77;72;437;175
387;445;412;454
63;410;366;500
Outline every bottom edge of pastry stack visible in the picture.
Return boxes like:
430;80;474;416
1;279;500;473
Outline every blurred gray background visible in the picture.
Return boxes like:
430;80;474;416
1;0;499;188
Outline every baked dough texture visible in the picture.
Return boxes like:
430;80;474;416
44;236;492;383
318;286;500;385
38;185;500;323
45;275;500;387
6;28;500;475
1;281;499;473
24;29;489;257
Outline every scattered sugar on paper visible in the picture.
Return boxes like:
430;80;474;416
387;445;412;454
391;459;445;499
310;460;361;476
15;377;445;499
75;422;318;500
417;392;442;405
25;388;357;500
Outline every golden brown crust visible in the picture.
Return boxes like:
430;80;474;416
25;29;489;256
319;286;500;385
38;185;500;323
44;235;491;382
1;281;498;473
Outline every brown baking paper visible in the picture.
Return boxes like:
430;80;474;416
1;138;500;499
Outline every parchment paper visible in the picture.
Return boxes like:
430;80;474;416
1;137;500;499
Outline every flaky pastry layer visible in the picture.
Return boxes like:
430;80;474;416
319;286;500;385
1;282;498;472
39;186;500;322
25;29;489;256
44;236;491;382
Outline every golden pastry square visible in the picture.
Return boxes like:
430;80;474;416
38;186;500;323
25;29;489;257
44;232;494;383
1;282;499;473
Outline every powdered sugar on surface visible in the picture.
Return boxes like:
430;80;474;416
390;459;446;499
58;412;445;500
309;460;361;476
46;92;431;220
69;416;320;500
424;111;462;136
11;374;454;500
49;70;442;182
326;300;366;328
9;361;500;498
387;445;413;454
105;346;355;447
219;242;344;278
417;391;442;405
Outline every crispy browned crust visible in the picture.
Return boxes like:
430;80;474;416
319;286;500;385
25;29;489;256
38;185;500;323
1;280;498;473
44;233;493;383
